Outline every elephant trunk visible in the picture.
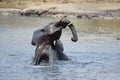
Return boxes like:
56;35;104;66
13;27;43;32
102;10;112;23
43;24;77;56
68;24;78;42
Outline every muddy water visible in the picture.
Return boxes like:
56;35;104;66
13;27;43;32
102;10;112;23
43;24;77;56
0;15;120;80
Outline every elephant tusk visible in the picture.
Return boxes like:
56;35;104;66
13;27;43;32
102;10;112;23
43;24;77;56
50;25;53;33
67;22;73;26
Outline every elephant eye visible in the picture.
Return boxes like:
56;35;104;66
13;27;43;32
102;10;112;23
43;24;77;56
41;29;45;32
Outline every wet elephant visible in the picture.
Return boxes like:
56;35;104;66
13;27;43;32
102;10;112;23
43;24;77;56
31;17;78;65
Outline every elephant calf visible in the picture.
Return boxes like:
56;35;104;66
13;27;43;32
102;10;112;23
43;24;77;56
31;17;78;65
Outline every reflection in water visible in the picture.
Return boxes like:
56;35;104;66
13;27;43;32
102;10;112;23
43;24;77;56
0;15;120;80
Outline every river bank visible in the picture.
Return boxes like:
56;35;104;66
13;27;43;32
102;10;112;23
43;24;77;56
0;3;120;19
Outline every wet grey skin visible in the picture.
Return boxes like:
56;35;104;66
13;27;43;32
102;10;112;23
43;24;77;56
31;17;78;65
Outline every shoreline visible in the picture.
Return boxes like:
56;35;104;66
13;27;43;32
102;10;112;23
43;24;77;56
0;3;120;19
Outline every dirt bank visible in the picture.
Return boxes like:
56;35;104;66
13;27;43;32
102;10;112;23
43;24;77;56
0;3;120;19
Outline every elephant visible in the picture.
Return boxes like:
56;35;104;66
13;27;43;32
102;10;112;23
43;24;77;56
31;17;78;65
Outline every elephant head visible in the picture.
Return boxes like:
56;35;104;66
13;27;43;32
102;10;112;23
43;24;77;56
56;18;78;42
31;17;78;46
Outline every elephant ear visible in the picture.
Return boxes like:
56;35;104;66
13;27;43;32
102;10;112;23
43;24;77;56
31;29;48;46
31;29;41;46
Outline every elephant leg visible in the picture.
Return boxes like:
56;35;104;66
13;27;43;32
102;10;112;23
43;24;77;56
33;44;58;65
54;40;69;60
54;40;64;52
48;46;58;63
33;47;40;65
33;44;48;65
57;52;69;60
